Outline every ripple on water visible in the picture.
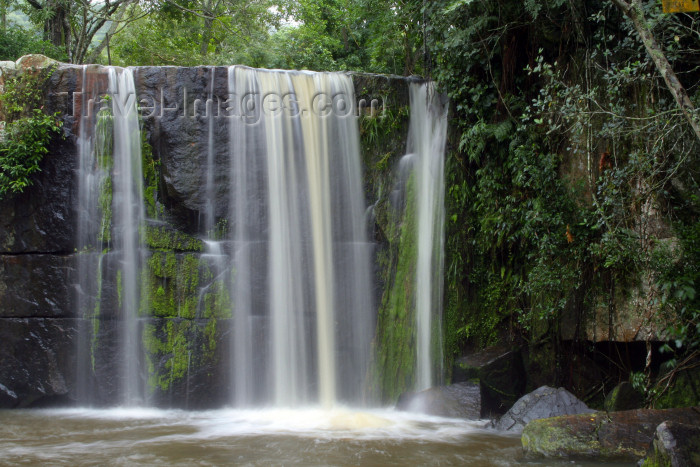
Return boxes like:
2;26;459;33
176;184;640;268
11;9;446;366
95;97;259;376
0;408;626;466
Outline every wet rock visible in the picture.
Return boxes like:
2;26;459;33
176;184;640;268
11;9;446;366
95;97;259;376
642;421;700;467
452;346;526;416
132;66;230;231
493;386;592;432
144;318;233;409
521;407;700;462
0;59;77;254
604;382;644;412
0;127;77;253
0;254;77;318
396;382;481;419
0;318;77;408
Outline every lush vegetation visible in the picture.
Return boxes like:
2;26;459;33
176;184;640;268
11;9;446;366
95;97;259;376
0;67;62;199
425;0;699;404
1;0;698;405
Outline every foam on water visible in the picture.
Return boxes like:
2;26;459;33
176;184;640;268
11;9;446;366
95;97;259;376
28;407;487;441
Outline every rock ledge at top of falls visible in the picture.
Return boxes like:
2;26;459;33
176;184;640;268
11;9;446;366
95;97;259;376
1;56;419;249
492;385;592;433
521;407;700;462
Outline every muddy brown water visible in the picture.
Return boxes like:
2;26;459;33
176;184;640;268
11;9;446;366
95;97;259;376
0;408;634;466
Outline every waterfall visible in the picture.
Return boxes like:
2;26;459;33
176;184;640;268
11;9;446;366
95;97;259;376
409;82;448;391
227;67;374;407
109;68;146;405
73;65;445;408
75;66;146;406
75;66;109;404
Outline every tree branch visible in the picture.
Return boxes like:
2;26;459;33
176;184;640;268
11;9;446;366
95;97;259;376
25;0;43;9
611;0;700;142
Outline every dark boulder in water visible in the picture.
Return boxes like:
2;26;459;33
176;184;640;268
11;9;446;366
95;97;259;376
396;382;482;419
603;381;644;412
493;385;592;433
452;346;526;417
641;421;700;466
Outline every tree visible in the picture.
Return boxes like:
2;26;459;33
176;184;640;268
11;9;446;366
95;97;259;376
21;0;135;63
611;0;700;142
109;0;279;66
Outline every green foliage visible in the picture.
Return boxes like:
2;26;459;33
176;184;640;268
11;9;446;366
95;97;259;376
0;67;62;199
427;0;700;390
0;26;68;61
659;221;700;353
108;0;426;74
109;2;279;67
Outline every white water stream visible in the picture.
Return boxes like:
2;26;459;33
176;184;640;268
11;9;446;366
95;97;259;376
409;82;448;391
108;67;146;405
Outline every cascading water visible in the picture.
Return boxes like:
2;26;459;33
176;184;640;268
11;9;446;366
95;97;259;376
74;64;445;409
76;67;146;406
108;68;147;405
409;82;448;391
227;67;374;407
75;66;110;404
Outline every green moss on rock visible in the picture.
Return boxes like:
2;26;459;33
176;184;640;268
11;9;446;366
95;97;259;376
141;132;163;219
145;225;203;252
143;320;192;392
522;408;700;462
96;107;113;246
372;173;418;402
143;251;201;318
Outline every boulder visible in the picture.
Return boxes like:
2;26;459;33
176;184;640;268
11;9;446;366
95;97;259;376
493;385;592;432
521;407;700;462
15;54;58;71
396;382;481;419
642;421;700;467
452;346;526;416
604;382;644;412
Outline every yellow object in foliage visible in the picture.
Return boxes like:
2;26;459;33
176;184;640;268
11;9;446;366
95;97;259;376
663;0;700;13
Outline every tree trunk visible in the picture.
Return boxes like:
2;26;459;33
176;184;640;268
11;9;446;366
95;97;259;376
46;0;70;45
611;0;700;142
200;16;214;56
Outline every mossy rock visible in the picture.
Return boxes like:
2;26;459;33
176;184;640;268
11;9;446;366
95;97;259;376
142;317;230;408
145;224;203;252
641;421;700;467
604;382;644;412
522;407;700;462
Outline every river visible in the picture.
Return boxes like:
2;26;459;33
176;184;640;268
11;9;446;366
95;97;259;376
0;408;633;466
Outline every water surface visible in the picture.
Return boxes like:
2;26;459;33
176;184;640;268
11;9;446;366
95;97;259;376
0;408;633;466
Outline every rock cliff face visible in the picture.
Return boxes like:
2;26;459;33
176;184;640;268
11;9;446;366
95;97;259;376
0;57;413;408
